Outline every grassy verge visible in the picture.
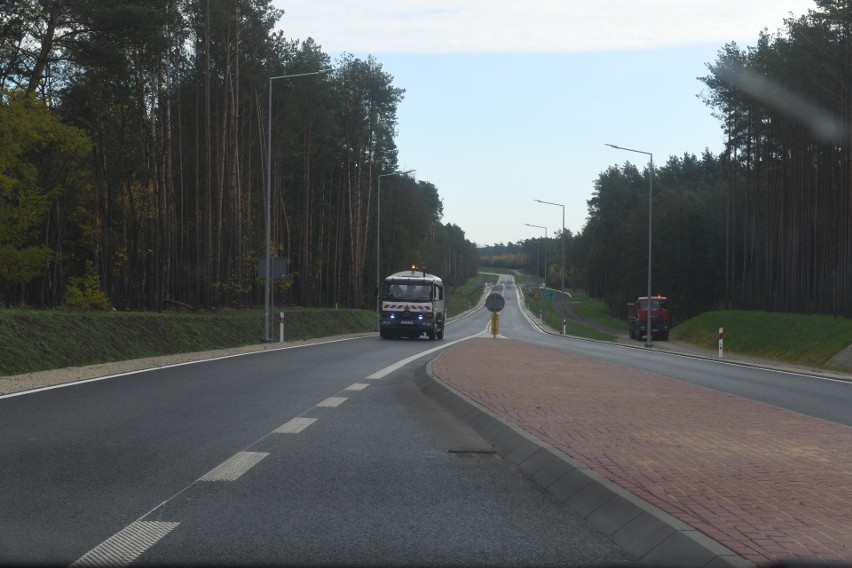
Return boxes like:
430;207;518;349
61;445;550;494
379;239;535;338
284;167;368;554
573;294;626;330
0;308;374;376
446;273;498;316
521;288;617;341
671;310;852;368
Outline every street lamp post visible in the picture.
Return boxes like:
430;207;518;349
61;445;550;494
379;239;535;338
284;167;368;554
534;199;566;334
524;223;547;323
606;143;654;347
376;169;414;331
264;69;332;343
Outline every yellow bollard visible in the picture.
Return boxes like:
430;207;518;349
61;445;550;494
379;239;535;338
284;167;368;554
491;312;499;338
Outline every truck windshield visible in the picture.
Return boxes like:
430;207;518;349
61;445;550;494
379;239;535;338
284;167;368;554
639;300;666;310
384;282;432;301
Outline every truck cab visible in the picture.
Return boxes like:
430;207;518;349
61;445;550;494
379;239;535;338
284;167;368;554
380;267;445;340
627;296;671;341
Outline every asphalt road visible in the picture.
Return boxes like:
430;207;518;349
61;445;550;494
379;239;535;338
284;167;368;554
0;300;631;566
4;275;850;566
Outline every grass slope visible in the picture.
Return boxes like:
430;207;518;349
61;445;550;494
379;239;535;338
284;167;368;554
1;273;497;377
672;310;852;368
0;309;374;376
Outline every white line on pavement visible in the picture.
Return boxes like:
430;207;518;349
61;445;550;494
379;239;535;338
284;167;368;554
199;451;268;481
275;417;317;434
72;520;179;567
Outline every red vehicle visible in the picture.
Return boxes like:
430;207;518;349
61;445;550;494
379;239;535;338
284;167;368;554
627;296;671;341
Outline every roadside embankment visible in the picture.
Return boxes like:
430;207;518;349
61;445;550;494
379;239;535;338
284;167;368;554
0;308;374;377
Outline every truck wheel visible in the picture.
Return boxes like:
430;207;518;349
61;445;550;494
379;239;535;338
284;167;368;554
427;331;436;340
437;325;444;340
659;331;669;341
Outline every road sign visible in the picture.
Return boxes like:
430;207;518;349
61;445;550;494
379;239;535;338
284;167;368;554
257;257;288;278
542;292;556;299
485;292;505;312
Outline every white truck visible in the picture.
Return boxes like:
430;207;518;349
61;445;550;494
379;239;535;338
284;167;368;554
380;266;445;340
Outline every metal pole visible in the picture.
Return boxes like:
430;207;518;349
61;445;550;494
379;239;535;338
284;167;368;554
264;77;273;342
525;223;547;323
534;199;566;334
605;143;654;347
264;69;332;343
376;174;381;331
647;154;654;348
561;204;565;334
376;170;414;331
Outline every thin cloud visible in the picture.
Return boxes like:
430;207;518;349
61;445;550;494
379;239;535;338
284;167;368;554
275;0;814;54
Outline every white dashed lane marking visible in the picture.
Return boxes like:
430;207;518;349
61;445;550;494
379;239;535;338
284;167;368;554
72;520;179;567
275;417;317;434
73;335;479;566
199;451;268;481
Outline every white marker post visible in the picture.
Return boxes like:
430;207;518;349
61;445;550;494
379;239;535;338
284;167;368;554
279;312;285;343
718;327;724;358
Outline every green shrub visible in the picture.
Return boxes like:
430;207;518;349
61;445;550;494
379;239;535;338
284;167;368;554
65;261;111;310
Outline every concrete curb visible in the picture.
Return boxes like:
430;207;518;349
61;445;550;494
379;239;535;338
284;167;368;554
417;360;753;568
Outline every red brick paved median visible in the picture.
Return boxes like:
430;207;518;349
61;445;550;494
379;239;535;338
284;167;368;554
431;338;852;565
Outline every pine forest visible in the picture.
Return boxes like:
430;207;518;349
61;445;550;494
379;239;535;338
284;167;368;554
483;1;852;321
6;1;852;322
1;0;479;311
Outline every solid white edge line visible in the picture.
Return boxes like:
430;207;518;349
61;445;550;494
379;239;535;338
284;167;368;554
365;333;481;380
0;336;365;400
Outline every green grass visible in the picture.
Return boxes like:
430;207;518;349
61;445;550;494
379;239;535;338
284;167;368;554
574;295;626;330
446;273;498;316
0;271;502;376
0;308;374;376
521;288;617;342
9;293;849;377
671;310;852;367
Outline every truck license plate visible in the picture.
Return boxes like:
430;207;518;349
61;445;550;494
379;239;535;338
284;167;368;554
400;321;413;325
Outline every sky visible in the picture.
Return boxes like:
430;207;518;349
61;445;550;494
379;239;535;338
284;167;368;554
272;1;816;247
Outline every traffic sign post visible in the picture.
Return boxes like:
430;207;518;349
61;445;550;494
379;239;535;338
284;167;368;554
485;292;505;313
485;292;504;339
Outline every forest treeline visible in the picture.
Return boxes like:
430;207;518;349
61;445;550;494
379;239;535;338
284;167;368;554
1;0;478;311
483;1;852;320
